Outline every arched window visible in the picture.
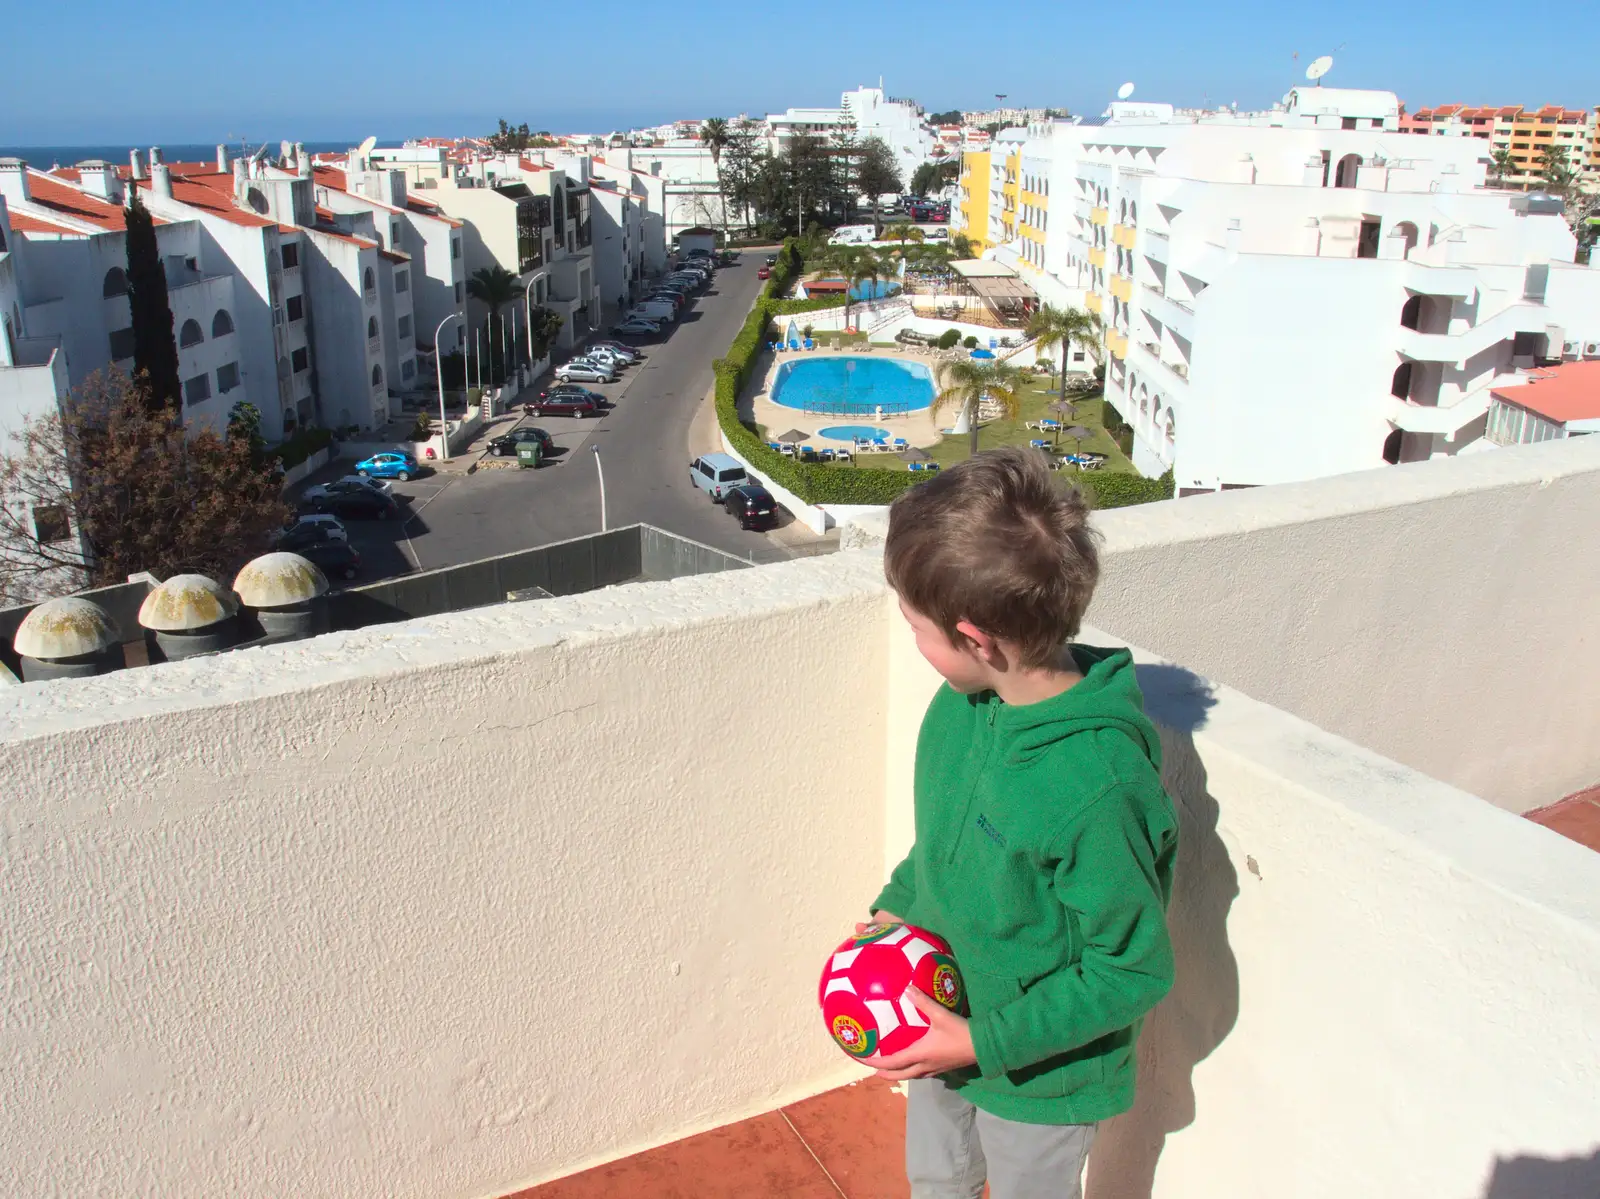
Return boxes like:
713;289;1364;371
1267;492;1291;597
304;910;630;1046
371;364;383;388
178;319;204;347
1129;201;1138;224
1399;295;1423;330
1391;221;1419;260
103;267;129;297
367;316;378;338
1382;429;1403;465
1391;362;1414;399
1119;198;1127;222
211;308;234;337
363;267;376;293
1165;412;1175;447
1334;153;1363;188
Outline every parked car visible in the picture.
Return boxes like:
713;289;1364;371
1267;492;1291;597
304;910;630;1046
555;360;615;384
764;255;778;266
628;302;676;323
588;339;641;362
355;451;419;481
584;346;632;370
277;514;348;550
297;539;362;581
723;484;780;531
526;393;604;418
540;384;606;403
301;488;400;521
757;266;771;279
487;426;556;457
689;452;749;502
613;319;661;336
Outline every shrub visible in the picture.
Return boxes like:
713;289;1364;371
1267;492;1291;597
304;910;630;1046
409;413;435;441
274;426;334;470
1080;468;1174;510
937;329;961;350
769;294;849;315
963;336;978;349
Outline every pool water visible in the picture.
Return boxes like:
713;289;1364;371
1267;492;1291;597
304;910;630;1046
848;280;901;301
770;357;935;415
817;424;891;442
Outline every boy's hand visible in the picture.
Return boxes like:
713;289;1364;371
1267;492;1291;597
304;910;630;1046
862;988;977;1080
858;910;902;932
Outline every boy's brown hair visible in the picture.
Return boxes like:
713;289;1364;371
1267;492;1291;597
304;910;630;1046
884;447;1100;667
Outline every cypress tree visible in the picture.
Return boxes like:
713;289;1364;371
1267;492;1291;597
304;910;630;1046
124;190;181;411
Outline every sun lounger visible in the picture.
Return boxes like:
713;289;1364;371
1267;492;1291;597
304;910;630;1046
788;339;801;351
891;438;909;451
1029;439;1050;450
803;338;815;350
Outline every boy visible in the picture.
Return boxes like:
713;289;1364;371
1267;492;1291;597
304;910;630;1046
864;447;1178;1199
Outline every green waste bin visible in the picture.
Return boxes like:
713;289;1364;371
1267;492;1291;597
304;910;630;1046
516;439;542;469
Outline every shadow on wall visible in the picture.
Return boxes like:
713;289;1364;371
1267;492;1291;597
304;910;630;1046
1088;664;1239;1199
1483;1148;1600;1199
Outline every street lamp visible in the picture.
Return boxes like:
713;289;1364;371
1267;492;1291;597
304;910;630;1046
433;312;461;461
593;444;606;532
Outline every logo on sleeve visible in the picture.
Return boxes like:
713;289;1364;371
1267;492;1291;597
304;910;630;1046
975;813;1007;847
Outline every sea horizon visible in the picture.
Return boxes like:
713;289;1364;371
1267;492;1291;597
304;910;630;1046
0;140;402;170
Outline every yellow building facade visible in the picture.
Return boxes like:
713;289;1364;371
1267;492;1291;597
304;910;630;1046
955;150;991;253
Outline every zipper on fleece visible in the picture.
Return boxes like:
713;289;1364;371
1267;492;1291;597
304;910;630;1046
947;697;1000;863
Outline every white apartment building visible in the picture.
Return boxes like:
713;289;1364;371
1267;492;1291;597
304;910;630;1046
992;88;1600;491
767;84;936;187
595;143;727;249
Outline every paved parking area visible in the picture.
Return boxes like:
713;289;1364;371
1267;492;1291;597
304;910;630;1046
292;251;834;583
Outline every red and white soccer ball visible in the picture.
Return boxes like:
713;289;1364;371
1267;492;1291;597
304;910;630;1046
818;923;965;1060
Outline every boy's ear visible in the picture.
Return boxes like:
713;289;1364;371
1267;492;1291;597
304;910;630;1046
954;620;997;661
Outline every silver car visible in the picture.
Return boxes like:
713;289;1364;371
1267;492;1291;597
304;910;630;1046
555;360;615;384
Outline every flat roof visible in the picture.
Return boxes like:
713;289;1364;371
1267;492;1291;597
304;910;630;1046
1491;361;1600;424
950;258;1017;278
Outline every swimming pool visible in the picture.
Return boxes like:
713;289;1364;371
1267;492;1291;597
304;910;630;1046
817;424;891;442
848;280;901;301
770;357;935;415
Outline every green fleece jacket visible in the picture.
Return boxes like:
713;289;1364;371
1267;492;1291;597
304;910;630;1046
871;645;1178;1125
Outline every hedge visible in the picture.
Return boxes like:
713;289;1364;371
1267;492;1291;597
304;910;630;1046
769;294;850;315
1078;469;1174;509
274;426;334;470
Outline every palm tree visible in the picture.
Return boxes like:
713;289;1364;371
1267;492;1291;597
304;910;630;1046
1488;146;1517;189
1026;304;1102;404
1537;144;1577;201
883;222;926;259
934;359;1025;457
821;245;888;332
700;117;731;243
465;265;526;384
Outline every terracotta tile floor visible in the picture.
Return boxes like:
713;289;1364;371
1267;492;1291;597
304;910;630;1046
502;1077;910;1199
1525;785;1600;854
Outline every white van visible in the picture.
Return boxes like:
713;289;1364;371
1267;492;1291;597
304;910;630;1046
630;300;677;323
828;224;877;246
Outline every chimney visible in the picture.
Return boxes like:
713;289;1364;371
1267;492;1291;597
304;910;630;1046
0;158;31;205
1303;216;1322;256
217;144;230;174
130;148;145;181
78;160;123;204
233;157;248;201
152;162;173;200
149;146;164;167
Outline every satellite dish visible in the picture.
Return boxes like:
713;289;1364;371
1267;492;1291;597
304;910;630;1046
1117;82;1135;100
1306;55;1333;82
357;135;378;157
250;143;268;163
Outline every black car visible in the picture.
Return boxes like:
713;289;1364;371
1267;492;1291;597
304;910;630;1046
297;539;362;581
487;427;556;457
276;520;345;551
764;254;778;266
525;394;602;419
302;489;399;521
723;484;780;531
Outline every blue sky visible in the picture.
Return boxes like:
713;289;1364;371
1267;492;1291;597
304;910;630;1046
4;0;1595;144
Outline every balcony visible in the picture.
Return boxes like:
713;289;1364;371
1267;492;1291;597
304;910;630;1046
1112;223;1136;249
3;441;1600;1197
1385;372;1519;435
1084;291;1103;315
1110;274;1133;302
1139;282;1196;331
1106;329;1129;359
1128;335;1191;390
1397;303;1549;368
1089;205;1109;225
1088;246;1106;269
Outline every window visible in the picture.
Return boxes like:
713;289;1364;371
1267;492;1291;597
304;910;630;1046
397;314;411;339
103;267;129;297
367;316;378;339
392;223;402;245
211;308;234;337
217;362;240;393
395;270;408;293
363;267;375;293
401;358;415;381
281;242;300;269
286;295;304;322
455;282;464;301
183;372;211;405
108;327;137;359
292;347;309;373
451;238;461;259
371;364;383;388
32;505;71;543
178;319;204;347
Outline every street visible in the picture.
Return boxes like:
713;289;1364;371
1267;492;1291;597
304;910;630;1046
305;251;825;581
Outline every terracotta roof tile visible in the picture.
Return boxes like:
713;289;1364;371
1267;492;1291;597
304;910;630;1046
1525;786;1600;854
313;165;348;191
8;211;87;236
143;172;276;228
1491;360;1600;424
379;247;410;263
24;170;136;231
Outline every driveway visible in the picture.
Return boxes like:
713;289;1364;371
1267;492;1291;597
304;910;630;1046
309;252;826;580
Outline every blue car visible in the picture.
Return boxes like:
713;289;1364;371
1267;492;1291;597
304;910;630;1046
355;451;419;481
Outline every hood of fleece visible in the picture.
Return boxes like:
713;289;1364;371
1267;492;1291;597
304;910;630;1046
987;645;1160;767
